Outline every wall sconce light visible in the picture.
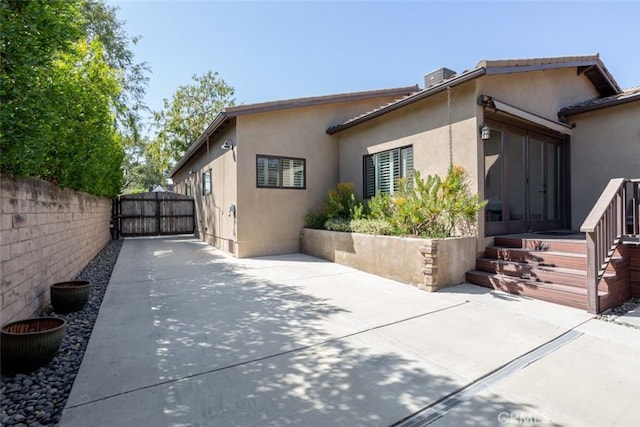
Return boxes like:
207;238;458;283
480;124;491;140
221;138;233;150
188;169;197;175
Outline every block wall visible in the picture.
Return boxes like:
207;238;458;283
0;175;111;324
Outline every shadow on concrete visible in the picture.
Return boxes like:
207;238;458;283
62;236;548;426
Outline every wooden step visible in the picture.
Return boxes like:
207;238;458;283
485;247;587;270
465;270;607;310
475;258;616;292
475;258;587;288
495;237;586;254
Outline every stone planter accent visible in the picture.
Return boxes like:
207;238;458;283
1;317;67;374
301;228;477;290
50;280;91;313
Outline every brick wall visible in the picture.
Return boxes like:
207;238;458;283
0;175;112;324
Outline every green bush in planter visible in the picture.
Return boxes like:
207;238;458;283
350;218;394;235
324;217;352;232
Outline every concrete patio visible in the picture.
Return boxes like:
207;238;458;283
59;236;640;426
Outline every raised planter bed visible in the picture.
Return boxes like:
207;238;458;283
301;228;477;291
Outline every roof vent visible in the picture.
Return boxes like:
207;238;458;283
423;67;456;88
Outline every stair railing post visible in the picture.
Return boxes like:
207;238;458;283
585;230;599;314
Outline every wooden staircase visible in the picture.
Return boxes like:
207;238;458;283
465;235;628;311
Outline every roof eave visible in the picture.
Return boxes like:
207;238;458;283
559;92;640;118
326;68;486;135
225;86;419;116
484;58;620;96
169;112;230;178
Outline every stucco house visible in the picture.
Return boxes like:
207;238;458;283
169;86;417;257
172;53;638;255
170;54;638;312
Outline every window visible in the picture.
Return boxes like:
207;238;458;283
363;146;413;197
256;156;305;189
202;169;211;195
184;179;192;196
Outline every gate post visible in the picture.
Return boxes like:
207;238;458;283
111;197;120;240
156;191;161;234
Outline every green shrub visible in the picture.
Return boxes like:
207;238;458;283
326;182;365;220
304;208;328;229
368;166;486;238
324;217;352;232
350;218;394;235
368;192;394;220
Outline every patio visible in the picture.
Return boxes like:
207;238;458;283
59;236;640;426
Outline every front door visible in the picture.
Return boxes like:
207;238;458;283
484;121;563;235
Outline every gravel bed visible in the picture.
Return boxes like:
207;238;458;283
597;297;640;329
1;239;123;426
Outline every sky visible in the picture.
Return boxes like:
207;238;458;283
109;0;640;130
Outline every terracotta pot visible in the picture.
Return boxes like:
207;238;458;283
50;280;91;313
1;317;67;374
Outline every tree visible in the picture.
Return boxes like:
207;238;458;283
149;71;236;173
121;135;166;193
0;0;84;176
81;0;149;138
0;0;148;197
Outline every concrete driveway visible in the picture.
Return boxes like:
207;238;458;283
60;236;640;426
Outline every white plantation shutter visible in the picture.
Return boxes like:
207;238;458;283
257;157;280;187
257;156;304;188
364;145;413;197
256;157;268;186
282;158;305;188
377;151;392;194
267;158;279;187
401;146;414;187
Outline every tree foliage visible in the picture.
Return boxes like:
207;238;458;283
149;71;236;172
121;135;165;193
0;0;148;197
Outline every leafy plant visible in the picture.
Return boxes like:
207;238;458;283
324;218;352;232
325;182;365;220
350;218;394;235
304;208;328;229
366;166;486;238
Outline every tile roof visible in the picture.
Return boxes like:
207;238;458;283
327;54;622;135
169;85;418;177
559;86;640;117
327;67;484;134
478;54;600;69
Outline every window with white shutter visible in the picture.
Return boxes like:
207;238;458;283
363;145;413;197
202;169;212;195
256;155;305;189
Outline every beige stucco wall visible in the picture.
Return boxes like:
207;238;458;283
334;68;604;248
0;176;111;323
476;68;599;120
567;101;640;229
173;127;238;254
336;82;480;196
234;95;409;258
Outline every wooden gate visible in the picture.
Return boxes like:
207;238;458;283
114;192;194;237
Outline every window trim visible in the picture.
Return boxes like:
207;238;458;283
363;145;413;198
202;169;212;195
184;178;192;196
256;155;306;190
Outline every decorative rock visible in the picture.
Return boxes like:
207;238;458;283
0;240;122;426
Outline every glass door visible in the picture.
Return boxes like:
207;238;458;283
484;122;563;235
